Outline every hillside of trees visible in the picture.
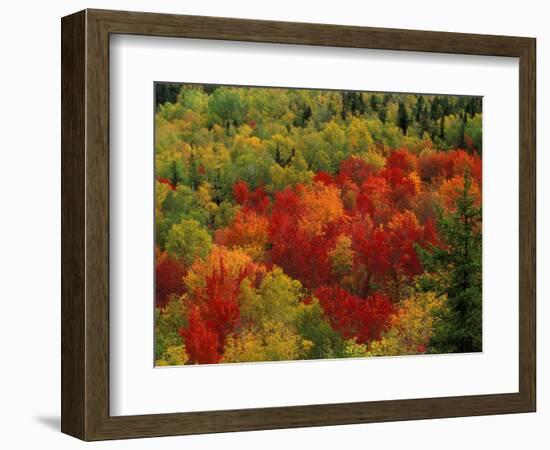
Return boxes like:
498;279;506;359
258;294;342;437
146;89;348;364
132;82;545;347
154;84;482;365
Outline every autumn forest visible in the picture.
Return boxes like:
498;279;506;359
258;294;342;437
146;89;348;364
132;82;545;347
154;83;482;365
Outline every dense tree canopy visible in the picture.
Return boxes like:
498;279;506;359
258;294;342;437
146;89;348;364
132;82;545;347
154;84;483;365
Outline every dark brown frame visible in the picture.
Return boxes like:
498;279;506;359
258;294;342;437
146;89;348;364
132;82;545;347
61;8;536;441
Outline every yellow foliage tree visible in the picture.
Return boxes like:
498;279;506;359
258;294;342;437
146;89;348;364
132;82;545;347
156;344;189;366
222;323;308;363
368;292;446;356
348;117;375;153
184;245;259;293
328;234;355;290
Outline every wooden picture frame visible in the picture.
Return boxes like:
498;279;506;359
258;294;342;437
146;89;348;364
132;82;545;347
61;8;536;441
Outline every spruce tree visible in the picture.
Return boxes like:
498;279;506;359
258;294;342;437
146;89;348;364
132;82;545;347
378;105;387;124
397;102;409;135
169;160;184;188
458;112;467;149
421;174;482;353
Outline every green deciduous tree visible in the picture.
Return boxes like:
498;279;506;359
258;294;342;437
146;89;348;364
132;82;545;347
166;219;212;266
208;87;248;130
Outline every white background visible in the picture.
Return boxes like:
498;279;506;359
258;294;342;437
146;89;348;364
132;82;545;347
0;0;547;449
110;35;519;416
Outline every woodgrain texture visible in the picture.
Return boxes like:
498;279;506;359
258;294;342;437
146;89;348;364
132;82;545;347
61;10;86;438
61;8;536;441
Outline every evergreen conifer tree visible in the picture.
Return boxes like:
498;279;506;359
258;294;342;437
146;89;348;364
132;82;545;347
421;174;482;353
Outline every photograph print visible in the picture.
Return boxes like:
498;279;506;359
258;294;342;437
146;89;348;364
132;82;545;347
154;83;482;366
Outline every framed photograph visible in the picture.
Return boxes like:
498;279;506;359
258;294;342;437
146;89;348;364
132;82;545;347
61;9;536;440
